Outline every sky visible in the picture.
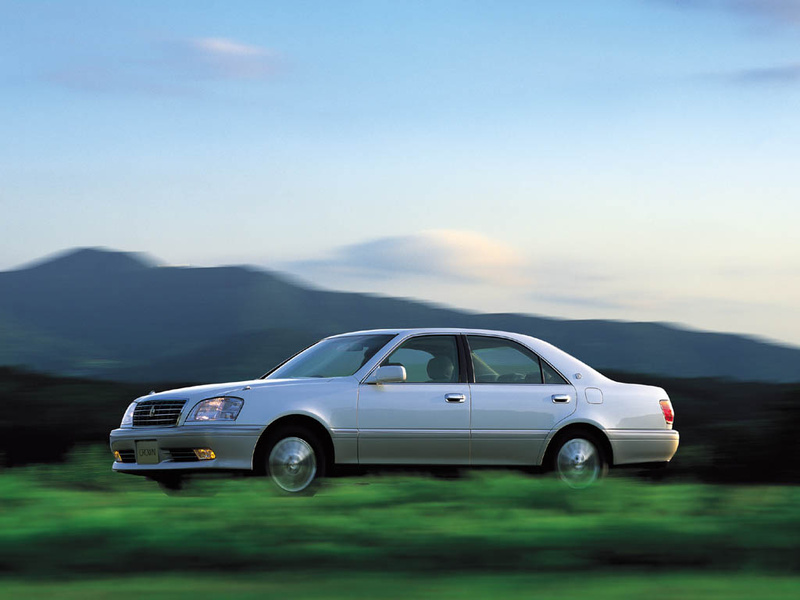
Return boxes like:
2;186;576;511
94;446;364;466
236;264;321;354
2;0;799;347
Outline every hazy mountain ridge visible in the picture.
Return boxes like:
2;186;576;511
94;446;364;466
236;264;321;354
1;247;799;383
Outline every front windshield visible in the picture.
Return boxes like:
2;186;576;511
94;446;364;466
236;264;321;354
266;334;396;379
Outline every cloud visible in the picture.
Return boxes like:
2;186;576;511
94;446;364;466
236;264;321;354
160;37;280;81
47;36;280;94
656;0;800;86
697;61;800;87
650;1;800;86
729;62;800;84
655;0;800;26
292;230;528;286
727;0;800;25
193;38;267;56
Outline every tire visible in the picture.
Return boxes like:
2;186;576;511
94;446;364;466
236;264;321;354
551;432;608;489
263;426;326;494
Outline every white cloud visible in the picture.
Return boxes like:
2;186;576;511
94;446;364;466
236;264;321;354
174;37;280;80
293;230;528;287
191;38;271;57
47;36;280;94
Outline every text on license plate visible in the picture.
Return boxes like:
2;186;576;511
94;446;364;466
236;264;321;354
136;440;160;464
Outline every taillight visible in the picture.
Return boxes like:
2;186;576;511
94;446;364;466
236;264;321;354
660;400;674;427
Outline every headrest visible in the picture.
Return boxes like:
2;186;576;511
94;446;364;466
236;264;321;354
427;355;455;382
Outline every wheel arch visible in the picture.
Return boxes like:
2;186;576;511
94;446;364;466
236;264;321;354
541;422;614;469
252;414;335;475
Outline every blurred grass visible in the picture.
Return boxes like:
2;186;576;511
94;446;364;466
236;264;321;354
1;573;799;600
0;445;798;579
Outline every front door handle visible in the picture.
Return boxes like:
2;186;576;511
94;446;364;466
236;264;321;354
445;393;466;403
552;394;571;403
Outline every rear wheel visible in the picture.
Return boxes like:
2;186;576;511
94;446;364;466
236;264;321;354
552;434;608;488
264;427;325;494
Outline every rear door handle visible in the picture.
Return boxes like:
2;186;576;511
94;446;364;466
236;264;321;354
445;393;466;403
552;394;571;403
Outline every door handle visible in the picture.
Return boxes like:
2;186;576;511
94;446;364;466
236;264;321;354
552;394;571;403
445;393;466;403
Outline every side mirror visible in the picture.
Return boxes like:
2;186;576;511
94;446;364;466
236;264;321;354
370;365;407;384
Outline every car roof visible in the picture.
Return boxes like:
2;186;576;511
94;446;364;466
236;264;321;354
332;327;531;339
330;328;554;349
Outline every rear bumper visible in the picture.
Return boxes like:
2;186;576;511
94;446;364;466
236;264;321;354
607;429;679;465
109;425;262;474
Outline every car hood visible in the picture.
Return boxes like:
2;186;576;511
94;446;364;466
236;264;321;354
134;377;348;403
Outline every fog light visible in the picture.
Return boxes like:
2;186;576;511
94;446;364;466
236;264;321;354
113;451;122;462
193;448;216;460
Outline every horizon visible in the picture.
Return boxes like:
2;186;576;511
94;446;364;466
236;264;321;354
8;244;799;351
3;1;799;346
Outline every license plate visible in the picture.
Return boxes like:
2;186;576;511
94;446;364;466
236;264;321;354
136;440;160;464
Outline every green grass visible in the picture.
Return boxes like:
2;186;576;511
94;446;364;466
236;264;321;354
1;446;798;579
1;573;799;600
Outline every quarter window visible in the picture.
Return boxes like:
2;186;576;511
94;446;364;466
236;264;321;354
381;335;460;383
542;360;568;385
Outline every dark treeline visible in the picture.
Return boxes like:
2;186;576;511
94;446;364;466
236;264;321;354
607;371;800;484
1;366;798;483
0;367;193;467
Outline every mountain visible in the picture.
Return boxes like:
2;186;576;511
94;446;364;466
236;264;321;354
2;247;799;383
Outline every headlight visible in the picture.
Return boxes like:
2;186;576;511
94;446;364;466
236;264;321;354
120;402;137;427
187;397;243;422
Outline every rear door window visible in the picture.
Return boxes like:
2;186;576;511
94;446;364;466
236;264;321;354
467;335;566;384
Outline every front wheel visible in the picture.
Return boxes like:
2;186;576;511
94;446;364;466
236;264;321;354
264;428;325;494
552;434;608;488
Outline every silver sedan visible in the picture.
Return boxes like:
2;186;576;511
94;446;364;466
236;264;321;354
110;328;679;491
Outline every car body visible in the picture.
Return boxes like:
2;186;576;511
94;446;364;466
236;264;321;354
110;328;678;491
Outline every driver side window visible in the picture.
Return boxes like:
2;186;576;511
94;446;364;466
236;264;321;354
381;335;460;383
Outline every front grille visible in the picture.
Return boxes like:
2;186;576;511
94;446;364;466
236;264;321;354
117;449;136;463
132;399;186;427
164;448;200;463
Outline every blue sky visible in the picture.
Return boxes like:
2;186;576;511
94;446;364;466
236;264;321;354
2;0;799;345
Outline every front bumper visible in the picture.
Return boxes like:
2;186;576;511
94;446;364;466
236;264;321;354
109;424;263;473
607;429;680;465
